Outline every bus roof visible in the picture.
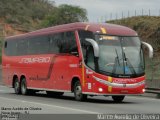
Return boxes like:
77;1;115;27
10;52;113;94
6;22;137;40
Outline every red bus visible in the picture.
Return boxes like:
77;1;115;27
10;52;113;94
2;22;153;102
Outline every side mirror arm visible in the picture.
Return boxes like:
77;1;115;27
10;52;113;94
142;42;153;58
85;38;99;57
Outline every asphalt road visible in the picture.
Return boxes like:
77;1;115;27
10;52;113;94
0;85;160;115
0;69;3;85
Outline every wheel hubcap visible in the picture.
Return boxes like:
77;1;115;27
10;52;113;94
21;82;26;94
15;82;19;93
76;86;82;98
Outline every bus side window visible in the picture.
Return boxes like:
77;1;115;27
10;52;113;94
49;34;60;54
78;30;94;60
54;33;63;53
5;40;17;56
86;45;95;70
67;32;78;55
50;31;78;55
28;36;50;55
37;36;50;54
78;30;95;69
61;31;78;55
17;39;28;55
59;32;67;53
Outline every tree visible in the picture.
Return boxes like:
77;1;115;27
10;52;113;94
41;4;88;27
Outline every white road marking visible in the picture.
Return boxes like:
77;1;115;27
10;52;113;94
0;96;99;114
0;85;7;88
0;90;5;92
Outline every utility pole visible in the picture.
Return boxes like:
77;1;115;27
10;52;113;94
122;11;123;19
149;9;150;16
135;10;137;16
110;13;112;20
128;11;130;18
142;9;143;16
116;13;118;20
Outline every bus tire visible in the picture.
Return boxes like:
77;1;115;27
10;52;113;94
20;78;28;95
14;78;21;94
46;91;64;97
74;81;87;101
112;95;125;102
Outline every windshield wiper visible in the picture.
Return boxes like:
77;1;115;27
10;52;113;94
112;49;120;74
123;51;136;75
115;48;120;66
120;37;136;75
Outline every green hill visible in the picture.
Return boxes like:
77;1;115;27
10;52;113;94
0;0;55;35
0;0;54;28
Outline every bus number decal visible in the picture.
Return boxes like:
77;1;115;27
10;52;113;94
19;57;51;64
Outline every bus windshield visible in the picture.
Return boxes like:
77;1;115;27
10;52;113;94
96;35;144;78
79;31;145;78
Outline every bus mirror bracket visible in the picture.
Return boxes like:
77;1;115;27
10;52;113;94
142;42;153;58
85;38;99;57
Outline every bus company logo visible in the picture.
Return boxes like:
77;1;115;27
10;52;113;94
19;57;51;63
123;84;127;87
114;79;136;84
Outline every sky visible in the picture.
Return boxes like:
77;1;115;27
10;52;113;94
51;0;160;22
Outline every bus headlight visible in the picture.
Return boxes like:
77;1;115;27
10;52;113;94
142;89;145;93
98;88;103;92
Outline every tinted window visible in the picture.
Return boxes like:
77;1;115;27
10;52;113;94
67;32;78;54
78;30;94;46
54;31;78;54
4;31;78;56
78;30;94;60
17;39;28;55
28;36;50;55
4;40;17;56
49;34;60;54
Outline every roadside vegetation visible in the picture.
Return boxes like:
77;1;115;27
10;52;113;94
0;0;88;34
0;0;54;31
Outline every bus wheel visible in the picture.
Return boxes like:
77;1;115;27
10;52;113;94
14;78;21;94
20;78;28;95
112;95;125;102
74;81;87;101
46;91;64;97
